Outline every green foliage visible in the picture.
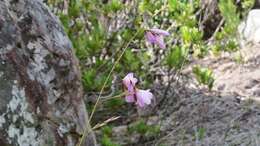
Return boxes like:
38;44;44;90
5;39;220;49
82;69;111;91
180;26;203;44
193;66;215;90
128;120;148;134
168;0;178;12
225;39;239;52
104;0;123;14
213;0;241;55
193;44;209;58
101;135;120;146
128;120;160;136
104;98;124;109
219;0;240;34
101;126;120;146
139;0;163;14
47;0;253;94
165;46;188;69
123;50;142;71
168;0;199;27
234;52;244;64
242;0;255;10
102;126;113;136
198;127;206;140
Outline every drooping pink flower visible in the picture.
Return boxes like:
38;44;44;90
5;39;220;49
135;89;153;108
150;28;170;36
122;73;154;108
122;73;138;93
145;28;170;49
122;73;138;103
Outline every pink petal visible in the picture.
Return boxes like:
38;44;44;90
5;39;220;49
150;28;170;36
155;36;166;49
125;94;135;103
145;31;156;44
136;89;153;108
122;73;138;92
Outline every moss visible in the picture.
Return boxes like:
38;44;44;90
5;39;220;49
102;126;113;136
128;120;160;137
101;135;121;146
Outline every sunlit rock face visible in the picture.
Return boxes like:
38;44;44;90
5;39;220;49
239;9;260;45
0;0;96;146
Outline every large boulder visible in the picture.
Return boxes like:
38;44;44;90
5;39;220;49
0;0;96;146
239;9;260;45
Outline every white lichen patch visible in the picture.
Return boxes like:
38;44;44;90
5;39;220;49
17;127;39;146
55;30;72;50
26;40;58;104
8;91;20;112
12;115;18;123
57;123;70;137
57;122;76;141
27;41;42;51
7;125;40;146
0;44;13;56
59;59;69;67
7;124;20;139
0;71;3;78
9;84;34;123
27;40;50;81
0;114;6;127
4;83;41;145
44;68;56;86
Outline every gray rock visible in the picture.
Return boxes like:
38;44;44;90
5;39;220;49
0;0;96;146
239;9;260;46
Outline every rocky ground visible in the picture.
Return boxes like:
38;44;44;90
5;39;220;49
156;43;260;146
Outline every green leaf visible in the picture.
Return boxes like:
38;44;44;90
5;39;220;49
104;0;123;13
180;26;202;44
166;46;188;69
82;69;96;90
168;0;178;11
68;0;81;18
101;135;120;146
193;66;215;90
139;0;151;13
105;98;124;109
218;0;240;35
198;127;206;140
102;126;113;136
123;49;141;71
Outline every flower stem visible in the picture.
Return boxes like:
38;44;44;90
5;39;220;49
101;92;126;102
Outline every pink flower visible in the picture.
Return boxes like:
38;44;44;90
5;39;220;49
122;73;153;108
135;89;153;108
123;73;138;103
145;28;170;49
122;73;138;93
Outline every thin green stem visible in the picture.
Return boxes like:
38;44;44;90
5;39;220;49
101;92;126;102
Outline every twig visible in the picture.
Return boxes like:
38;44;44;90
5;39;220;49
92;116;120;130
207;18;225;43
